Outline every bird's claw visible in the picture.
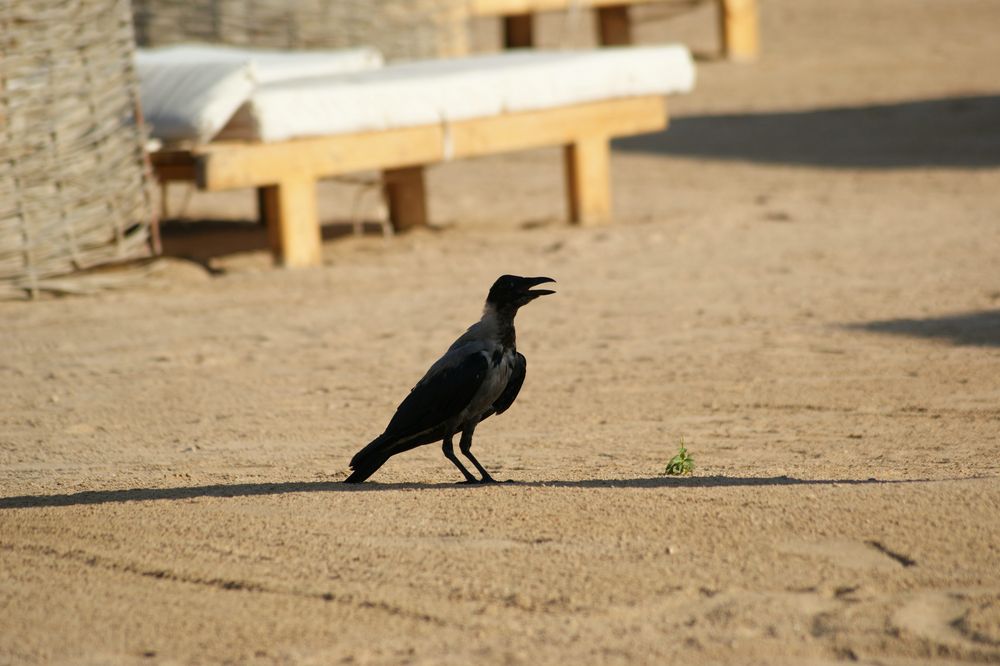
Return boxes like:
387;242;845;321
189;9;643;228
456;476;497;485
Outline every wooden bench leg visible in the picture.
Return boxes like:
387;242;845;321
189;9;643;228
383;166;429;232
719;0;759;61
259;178;322;268
503;13;534;48
564;137;611;226
597;5;632;46
256;187;270;226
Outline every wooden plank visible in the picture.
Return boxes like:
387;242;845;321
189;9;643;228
449;95;666;156
472;0;569;13
259;179;321;267
194;124;443;191
471;0;662;16
503;13;535;48
194;95;667;192
597;5;632;46
719;0;759;61
383;166;429;232
564;136;612;225
150;150;198;182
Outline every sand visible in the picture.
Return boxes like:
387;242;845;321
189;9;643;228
2;1;999;663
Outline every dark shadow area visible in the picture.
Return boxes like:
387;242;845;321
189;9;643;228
689;49;727;64
616;95;1000;169
845;309;1000;347
1;475;979;510
158;218;392;264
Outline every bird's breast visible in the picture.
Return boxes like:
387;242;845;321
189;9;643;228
461;348;514;422
484;349;515;393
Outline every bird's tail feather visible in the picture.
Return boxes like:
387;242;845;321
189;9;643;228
344;459;385;484
344;435;390;483
345;429;442;483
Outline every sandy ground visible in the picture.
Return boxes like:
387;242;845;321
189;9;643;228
3;1;1000;663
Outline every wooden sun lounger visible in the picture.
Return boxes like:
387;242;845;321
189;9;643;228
470;0;759;61
151;95;668;268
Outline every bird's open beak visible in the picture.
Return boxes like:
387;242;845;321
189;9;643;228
522;276;556;300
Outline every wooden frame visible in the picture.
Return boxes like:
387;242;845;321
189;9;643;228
471;0;759;61
152;95;668;267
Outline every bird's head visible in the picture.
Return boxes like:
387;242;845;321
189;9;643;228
486;275;556;311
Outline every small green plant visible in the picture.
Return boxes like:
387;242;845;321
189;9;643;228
664;442;695;476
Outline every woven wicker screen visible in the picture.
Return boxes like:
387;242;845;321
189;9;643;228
131;0;471;60
1;0;155;299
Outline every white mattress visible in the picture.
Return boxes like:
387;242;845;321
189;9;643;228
138;45;695;144
137;45;384;143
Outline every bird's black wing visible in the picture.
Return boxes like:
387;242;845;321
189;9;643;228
480;352;526;421
380;350;490;444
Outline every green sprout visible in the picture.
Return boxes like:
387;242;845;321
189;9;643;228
664;442;695;476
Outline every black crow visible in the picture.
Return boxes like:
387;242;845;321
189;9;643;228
344;275;555;483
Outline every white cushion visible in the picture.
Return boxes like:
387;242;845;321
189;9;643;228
136;45;384;143
139;45;696;143
219;46;695;142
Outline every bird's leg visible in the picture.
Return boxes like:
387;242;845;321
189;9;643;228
459;424;495;483
442;435;477;483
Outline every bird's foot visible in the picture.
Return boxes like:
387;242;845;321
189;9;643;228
456;476;497;485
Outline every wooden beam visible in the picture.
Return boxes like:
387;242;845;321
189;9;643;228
471;0;662;15
719;0;759;61
503;13;535;48
597;5;632;46
258;179;322;267
150;150;198;182
473;0;569;13
194;96;667;192
564;136;612;225
383;166;429;232
450;95;666;157
195;124;443;191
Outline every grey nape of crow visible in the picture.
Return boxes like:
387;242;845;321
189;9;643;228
345;275;556;484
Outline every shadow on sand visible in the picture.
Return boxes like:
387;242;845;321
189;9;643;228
616;94;1000;169
0;475;964;510
845;309;1000;347
159;219;395;266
